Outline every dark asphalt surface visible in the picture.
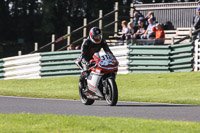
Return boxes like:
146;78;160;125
0;95;200;122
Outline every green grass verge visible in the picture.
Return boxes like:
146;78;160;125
0;114;200;133
0;72;200;105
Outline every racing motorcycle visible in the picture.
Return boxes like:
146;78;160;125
76;53;119;106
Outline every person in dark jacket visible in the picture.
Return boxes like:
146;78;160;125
77;27;116;88
192;7;200;41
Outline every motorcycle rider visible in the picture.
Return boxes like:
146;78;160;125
77;27;116;89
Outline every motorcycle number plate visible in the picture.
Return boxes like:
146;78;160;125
100;55;113;66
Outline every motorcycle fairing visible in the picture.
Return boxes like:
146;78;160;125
87;71;104;98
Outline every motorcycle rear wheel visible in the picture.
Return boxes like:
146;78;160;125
79;80;95;105
105;78;118;106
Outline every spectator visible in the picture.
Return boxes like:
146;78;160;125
125;22;138;44
145;11;156;26
75;45;81;50
192;7;200;42
121;20;129;41
68;44;75;50
152;23;165;45
132;12;140;26
134;20;147;39
126;22;138;38
141;18;156;39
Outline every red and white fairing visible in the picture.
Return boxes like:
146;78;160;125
87;53;118;97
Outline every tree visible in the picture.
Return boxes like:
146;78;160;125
0;0;11;42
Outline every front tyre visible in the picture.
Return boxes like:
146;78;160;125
105;78;118;106
79;80;95;105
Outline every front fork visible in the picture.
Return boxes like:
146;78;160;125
102;80;108;94
102;73;116;95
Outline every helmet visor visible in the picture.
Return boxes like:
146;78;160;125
93;34;102;40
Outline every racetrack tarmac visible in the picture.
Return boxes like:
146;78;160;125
0;95;200;122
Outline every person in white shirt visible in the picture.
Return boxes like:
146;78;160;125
121;20;129;40
141;18;156;39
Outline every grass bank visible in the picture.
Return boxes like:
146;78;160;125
0;114;200;133
0;72;200;105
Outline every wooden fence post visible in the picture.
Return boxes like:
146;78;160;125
99;10;103;30
18;51;22;56
130;3;134;22
51;34;55;52
67;26;71;50
189;27;192;41
34;42;38;51
171;37;174;45
83;18;87;42
114;2;118;36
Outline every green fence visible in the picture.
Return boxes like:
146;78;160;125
128;42;194;73
40;50;81;78
0;59;4;79
170;43;194;72
128;45;170;73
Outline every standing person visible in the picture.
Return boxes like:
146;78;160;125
152;23;165;45
192;7;200;42
76;27;116;89
141;18;156;39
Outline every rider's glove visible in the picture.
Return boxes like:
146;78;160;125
82;70;88;78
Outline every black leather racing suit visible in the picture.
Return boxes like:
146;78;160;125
80;37;113;71
78;37;114;87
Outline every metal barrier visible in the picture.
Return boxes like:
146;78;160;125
128;42;194;73
128;45;170;73
170;42;194;72
0;59;4;79
0;53;41;80
40;50;81;78
194;40;200;71
0;46;129;79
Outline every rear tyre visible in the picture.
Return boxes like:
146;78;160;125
79;79;95;105
105;78;118;106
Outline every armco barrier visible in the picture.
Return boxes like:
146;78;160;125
170;42;194;72
0;43;195;79
40;50;81;78
1;53;41;80
127;42;194;73
0;59;4;79
194;40;200;71
0;46;129;80
128;45;171;73
40;46;129;77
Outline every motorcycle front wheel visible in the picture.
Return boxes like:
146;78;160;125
79;80;95;105
105;78;118;106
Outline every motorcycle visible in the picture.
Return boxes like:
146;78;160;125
76;53;119;106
